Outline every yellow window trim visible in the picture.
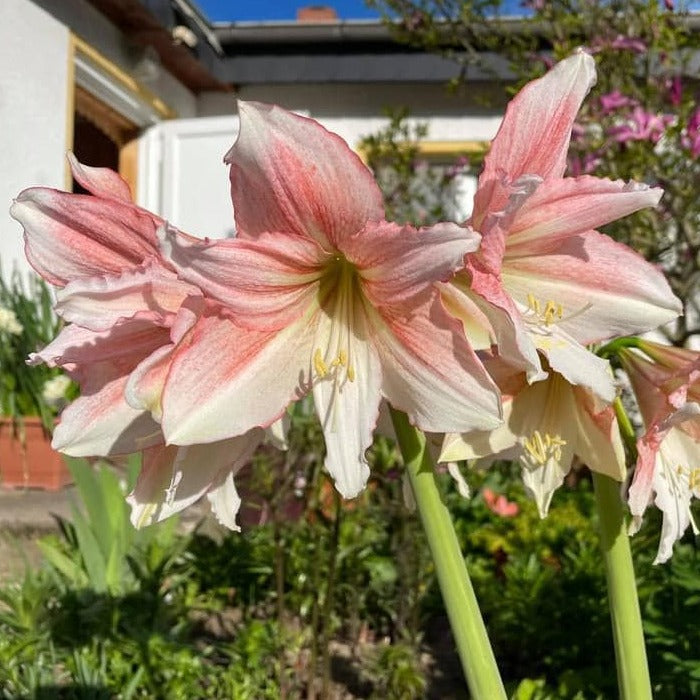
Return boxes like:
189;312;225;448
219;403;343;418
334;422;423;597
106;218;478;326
415;140;489;158
356;139;488;164
66;34;176;195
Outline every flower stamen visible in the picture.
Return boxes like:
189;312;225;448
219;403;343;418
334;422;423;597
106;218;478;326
525;293;592;329
521;430;567;468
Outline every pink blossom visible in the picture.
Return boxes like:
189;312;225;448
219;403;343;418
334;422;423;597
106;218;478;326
610;36;647;54
441;52;680;400
608;107;674;144
620;341;700;562
568;152;602;177
157;101;502;499
483;488;519;517
666;76;682;107
10;155;268;530
682;106;700;158
599;90;638;115
442;360;626;517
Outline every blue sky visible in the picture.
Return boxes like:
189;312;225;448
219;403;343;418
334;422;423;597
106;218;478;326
194;0;699;22
195;0;382;22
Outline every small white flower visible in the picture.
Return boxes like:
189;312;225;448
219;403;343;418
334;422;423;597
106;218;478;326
0;306;23;335
42;374;72;403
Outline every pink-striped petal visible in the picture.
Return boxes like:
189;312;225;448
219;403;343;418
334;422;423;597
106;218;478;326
52;365;161;456
161;308;316;445
506;177;663;255
347;221;480;306
159;224;324;331
226;101;385;247
67;152;133;203
29;321;170;369
55;263;201;331
473;51;596;225
444;272;545;381
125;344;174;420
10;188;162;286
570;386;626;481
502;230;681;344
127;430;264;528
370;291;502;433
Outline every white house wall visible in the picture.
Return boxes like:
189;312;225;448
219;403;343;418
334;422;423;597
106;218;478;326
1;0;70;279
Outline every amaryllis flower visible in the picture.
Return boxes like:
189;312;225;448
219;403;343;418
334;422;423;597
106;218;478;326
157;101;502;499
441;354;626;517
619;341;700;562
443;51;681;402
11;156;274;530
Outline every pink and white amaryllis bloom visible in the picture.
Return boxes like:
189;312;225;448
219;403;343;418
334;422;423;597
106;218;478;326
11;157;274;530
157;101;502;499
620;342;700;562
440;354;626;517
444;51;681;402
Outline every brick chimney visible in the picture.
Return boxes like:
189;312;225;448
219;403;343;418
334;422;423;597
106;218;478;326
296;5;338;22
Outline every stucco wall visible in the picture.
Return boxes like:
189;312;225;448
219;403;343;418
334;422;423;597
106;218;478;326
1;0;70;279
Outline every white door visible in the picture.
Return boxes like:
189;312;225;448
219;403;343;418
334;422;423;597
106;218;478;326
138;115;240;240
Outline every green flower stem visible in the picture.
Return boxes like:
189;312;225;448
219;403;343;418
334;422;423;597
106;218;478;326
389;408;506;700
613;396;639;460
597;336;644;361
592;469;651;700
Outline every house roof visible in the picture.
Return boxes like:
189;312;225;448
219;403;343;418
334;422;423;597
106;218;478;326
84;0;479;90
83;0;700;92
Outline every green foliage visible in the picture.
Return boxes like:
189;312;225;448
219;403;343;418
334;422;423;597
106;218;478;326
1;449;699;696
0;271;74;428
39;456;181;596
366;641;428;699
359;107;474;226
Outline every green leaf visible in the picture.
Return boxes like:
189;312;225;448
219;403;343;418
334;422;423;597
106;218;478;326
67;458;113;561
69;504;108;593
37;539;87;587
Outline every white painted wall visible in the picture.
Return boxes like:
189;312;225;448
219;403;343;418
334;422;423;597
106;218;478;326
0;0;70;279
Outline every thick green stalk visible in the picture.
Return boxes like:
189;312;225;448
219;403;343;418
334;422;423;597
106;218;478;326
593;452;651;699
390;408;506;700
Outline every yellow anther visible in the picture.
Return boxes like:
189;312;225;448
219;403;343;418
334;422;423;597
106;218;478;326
347;365;356;382
542;300;564;326
522;430;567;467
313;348;328;378
689;468;700;492
526;293;572;328
527;293;541;314
330;350;348;368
